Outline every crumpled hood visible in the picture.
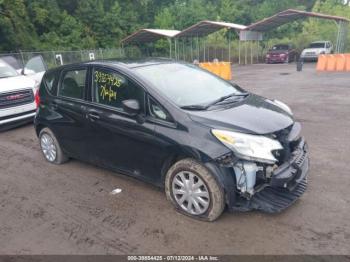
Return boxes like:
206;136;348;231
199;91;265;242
188;94;294;135
0;75;35;93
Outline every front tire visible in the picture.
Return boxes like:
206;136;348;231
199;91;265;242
165;158;225;221
39;128;68;164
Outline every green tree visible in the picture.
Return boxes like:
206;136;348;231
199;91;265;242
0;0;38;52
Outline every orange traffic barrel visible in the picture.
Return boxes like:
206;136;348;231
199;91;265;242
345;54;350;72
211;62;221;76
326;55;337;71
335;54;346;71
221;62;232;80
316;55;327;71
199;62;210;71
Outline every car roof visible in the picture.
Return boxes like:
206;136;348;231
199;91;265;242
45;58;182;76
46;58;178;75
65;58;176;69
91;57;177;68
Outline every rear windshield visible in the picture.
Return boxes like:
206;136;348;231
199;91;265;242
272;45;289;50
134;63;244;107
309;43;326;48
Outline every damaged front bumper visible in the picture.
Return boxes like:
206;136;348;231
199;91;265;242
229;138;309;213
270;138;309;190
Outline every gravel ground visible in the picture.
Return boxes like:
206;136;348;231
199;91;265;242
0;63;349;255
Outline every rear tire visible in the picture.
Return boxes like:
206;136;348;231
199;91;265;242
165;158;225;221
39;128;68;164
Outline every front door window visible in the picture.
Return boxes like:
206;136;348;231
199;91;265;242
92;68;144;112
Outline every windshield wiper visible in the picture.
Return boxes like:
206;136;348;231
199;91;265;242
180;104;209;110
205;92;249;108
181;93;249;111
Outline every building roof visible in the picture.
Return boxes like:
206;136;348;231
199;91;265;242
121;29;181;45
246;9;349;32
173;20;247;38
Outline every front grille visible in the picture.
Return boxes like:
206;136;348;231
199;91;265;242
0;89;34;109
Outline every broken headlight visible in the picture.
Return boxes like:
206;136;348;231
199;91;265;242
212;129;283;164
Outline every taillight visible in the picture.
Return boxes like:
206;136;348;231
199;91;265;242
35;89;40;108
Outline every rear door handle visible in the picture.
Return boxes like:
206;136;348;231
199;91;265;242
87;112;100;121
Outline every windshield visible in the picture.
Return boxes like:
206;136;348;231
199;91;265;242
135;63;244;107
309;43;326;48
272;45;289;50
0;61;19;78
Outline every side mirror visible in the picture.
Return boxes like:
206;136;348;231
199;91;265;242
122;99;140;115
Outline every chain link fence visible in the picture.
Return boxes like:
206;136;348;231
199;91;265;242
0;48;125;69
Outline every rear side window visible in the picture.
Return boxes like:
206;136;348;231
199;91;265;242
43;71;57;94
92;67;144;111
59;69;87;100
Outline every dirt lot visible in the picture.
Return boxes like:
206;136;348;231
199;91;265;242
0;63;349;255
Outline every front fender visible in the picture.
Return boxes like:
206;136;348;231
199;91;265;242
204;161;236;207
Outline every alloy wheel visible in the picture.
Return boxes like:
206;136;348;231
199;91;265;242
40;133;57;162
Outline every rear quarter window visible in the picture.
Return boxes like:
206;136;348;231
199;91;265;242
43;70;59;95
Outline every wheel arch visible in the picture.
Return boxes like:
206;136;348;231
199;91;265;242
160;146;236;207
35;123;45;137
159;146;212;187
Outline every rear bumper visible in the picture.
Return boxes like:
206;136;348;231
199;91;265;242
229;138;309;213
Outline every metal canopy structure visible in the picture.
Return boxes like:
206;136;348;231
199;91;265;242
121;9;349;62
176;20;246;38
244;9;349;54
121;29;180;58
121;29;180;45
246;9;349;32
173;20;247;62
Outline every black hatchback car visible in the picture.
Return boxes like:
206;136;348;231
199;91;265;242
34;59;309;221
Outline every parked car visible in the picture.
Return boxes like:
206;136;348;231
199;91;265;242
300;41;333;61
265;44;297;63
0;56;46;131
34;59;309;221
0;61;37;130
0;55;46;83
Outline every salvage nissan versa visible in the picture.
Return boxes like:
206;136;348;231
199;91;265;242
34;59;309;221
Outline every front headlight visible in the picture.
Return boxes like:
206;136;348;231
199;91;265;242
212;129;283;164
